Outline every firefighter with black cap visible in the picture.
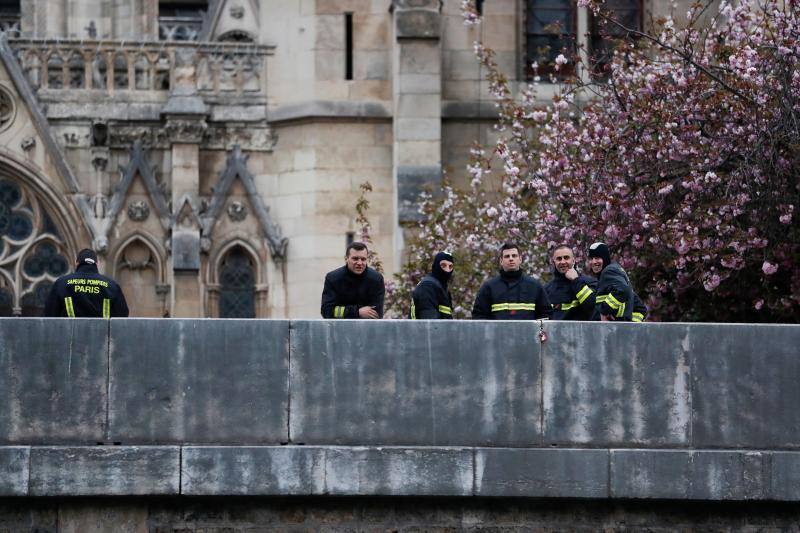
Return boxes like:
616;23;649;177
410;251;454;319
472;242;552;320
44;248;129;318
587;242;647;322
545;244;597;320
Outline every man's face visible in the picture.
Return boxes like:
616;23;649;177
346;248;369;274
439;260;454;273
500;248;521;272
552;247;575;274
589;256;604;275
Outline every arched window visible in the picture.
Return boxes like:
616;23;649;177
0;179;70;316
218;246;255;318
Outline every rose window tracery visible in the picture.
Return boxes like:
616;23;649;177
0;178;70;316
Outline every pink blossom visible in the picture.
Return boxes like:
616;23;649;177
762;261;778;275
703;274;721;292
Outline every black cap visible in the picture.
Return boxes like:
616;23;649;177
76;248;98;266
588;242;611;270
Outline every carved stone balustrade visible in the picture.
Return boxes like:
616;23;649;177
7;38;273;103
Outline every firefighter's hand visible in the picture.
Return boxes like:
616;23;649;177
565;268;579;281
601;314;615;322
359;306;379;319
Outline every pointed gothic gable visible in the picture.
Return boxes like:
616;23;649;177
202;145;287;260
108;141;171;233
203;0;260;42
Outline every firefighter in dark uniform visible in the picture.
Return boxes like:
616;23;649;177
321;241;385;319
410;251;454;319
44;248;129;318
545;244;596;320
587;242;647;321
472;243;552;320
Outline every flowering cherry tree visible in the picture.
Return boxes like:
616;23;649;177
390;0;799;322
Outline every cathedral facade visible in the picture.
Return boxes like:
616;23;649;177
0;0;684;318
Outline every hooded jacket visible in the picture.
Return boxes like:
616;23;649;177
593;262;635;321
44;263;129;318
410;274;453;319
320;265;385;318
472;269;552;320
545;268;597;320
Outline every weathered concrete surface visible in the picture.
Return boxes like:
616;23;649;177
0;319;108;444
691;324;800;448
289;320;541;446
542;322;691;447
108;319;289;443
475;448;608;498
182;446;325;495
325;447;472;496
29;446;179;496
770;452;800;501
610;449;771;500
0;446;29;496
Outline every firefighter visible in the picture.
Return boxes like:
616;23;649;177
410;251;454;319
44;248;129;318
545;244;597;320
321;241;385;319
472;243;552;320
587;242;647;322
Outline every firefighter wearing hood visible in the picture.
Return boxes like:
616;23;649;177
588;242;647;322
410;251;454;319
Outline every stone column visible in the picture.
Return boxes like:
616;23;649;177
391;0;442;262
161;49;208;318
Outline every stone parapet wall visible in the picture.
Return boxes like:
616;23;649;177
1;319;798;500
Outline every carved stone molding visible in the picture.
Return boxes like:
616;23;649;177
107;123;276;152
164;118;208;144
0;84;16;132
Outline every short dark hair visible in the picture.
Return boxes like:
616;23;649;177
551;244;573;256
346;241;369;257
499;242;521;257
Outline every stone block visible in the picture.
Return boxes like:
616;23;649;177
0;319;108;444
399;73;440;94
0;447;29;496
691;324;800;448
29;446;179;496
395;9;440;39
397;165;440;222
289;320;542;446
325;446;472;496
770;452;800;500
398;41;441;74
610;450;769;500
396;117;440;141
475;448;609;498
542;322;691;446
108;319;289;443
397;94;440;118
182;446;325;495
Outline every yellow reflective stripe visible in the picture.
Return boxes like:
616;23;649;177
595;295;607;303
560;300;579;311
576;285;593;303
64;297;75;318
491;303;536;312
632;312;644;322
617;302;626;318
103;298;110;318
410;302;416;319
605;294;624;310
438;305;452;315
334;306;346;318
